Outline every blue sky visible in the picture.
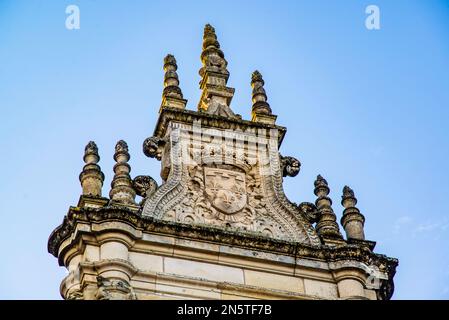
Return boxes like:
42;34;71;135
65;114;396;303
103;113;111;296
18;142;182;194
0;0;448;299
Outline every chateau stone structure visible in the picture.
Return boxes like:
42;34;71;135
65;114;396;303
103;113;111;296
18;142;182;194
48;25;398;300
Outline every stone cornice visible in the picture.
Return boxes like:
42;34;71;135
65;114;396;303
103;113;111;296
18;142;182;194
48;206;398;288
153;107;287;145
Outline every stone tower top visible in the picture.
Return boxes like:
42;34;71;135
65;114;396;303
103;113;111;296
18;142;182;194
48;25;398;301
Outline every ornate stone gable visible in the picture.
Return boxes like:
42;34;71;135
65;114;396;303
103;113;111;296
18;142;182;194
48;24;398;300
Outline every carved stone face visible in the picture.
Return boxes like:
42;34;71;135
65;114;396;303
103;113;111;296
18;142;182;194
204;167;247;214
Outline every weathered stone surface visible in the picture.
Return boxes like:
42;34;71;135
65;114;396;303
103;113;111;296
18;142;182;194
304;279;339;299
141;119;320;245
79;141;104;197
244;270;304;293
48;24;398;300
48;205;398;300
341;186;366;240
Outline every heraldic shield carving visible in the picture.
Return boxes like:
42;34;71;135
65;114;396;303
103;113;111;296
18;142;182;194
204;167;247;215
141;124;321;246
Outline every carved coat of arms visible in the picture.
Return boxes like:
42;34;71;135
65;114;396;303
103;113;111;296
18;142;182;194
204;167;247;214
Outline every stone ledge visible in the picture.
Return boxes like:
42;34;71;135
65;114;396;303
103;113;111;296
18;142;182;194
153;107;287;145
48;205;398;299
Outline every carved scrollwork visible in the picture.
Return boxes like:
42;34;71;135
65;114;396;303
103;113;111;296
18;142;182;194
376;262;397;300
95;276;136;300
164;163;294;240
377;279;395;300
142;125;320;245
132;175;158;198
298;202;320;224
143;136;165;160
66;290;84;300
280;155;301;177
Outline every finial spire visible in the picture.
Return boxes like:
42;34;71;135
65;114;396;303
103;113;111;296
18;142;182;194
160;54;187;111
79;141;104;197
314;175;344;241
197;24;236;116
109;140;136;205
251;70;277;124
201;24;223;60
341;186;366;240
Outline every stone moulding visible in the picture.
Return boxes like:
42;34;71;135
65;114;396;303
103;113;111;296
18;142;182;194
47;205;398;300
152;107;287;145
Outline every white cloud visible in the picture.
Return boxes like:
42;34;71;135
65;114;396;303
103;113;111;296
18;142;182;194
414;218;449;235
393;215;413;233
392;215;449;239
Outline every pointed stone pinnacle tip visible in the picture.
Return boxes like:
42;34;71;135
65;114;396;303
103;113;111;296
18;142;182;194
314;174;328;188
164;54;177;65
343;185;355;198
115;140;129;153
204;23;216;35
85;141;98;154
251;70;263;83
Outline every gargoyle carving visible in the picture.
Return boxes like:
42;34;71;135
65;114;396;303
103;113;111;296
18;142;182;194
143;136;165;160
280;155;301;177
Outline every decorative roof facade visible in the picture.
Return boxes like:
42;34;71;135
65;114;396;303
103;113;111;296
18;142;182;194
48;25;398;300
